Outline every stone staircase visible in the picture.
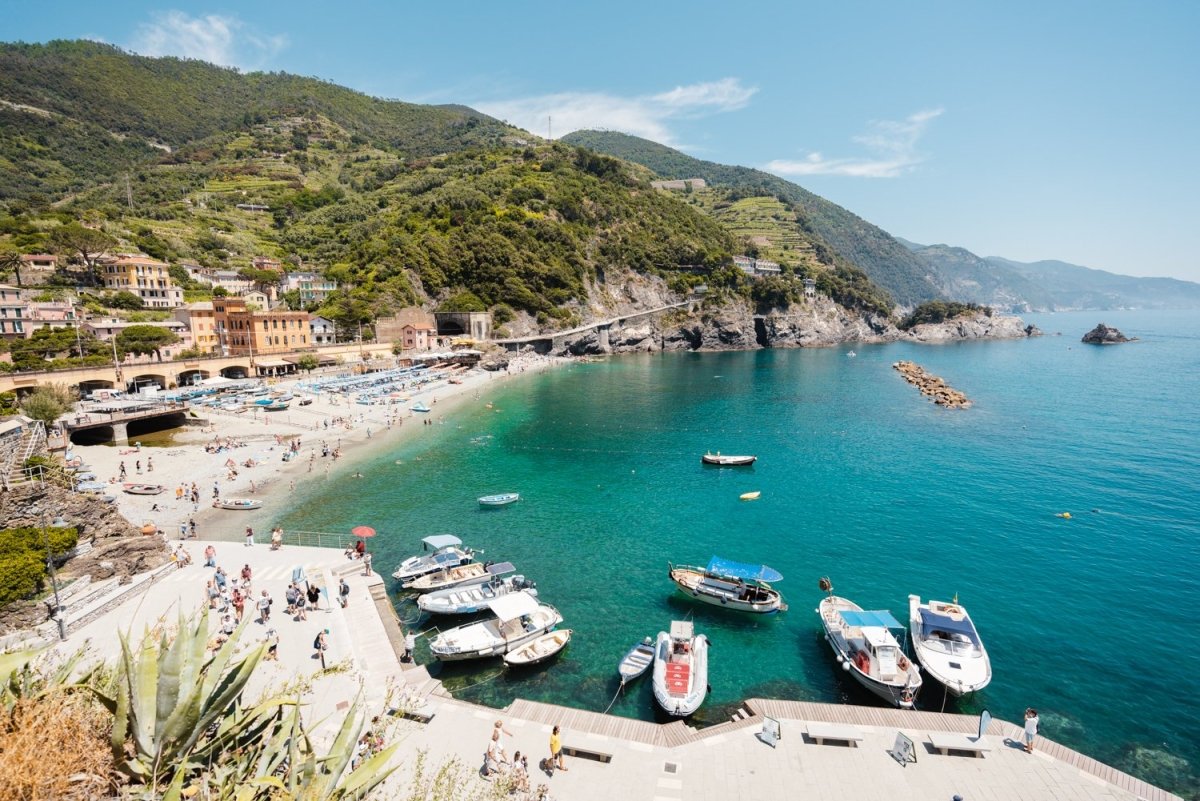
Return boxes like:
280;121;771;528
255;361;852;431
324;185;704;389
1;421;46;490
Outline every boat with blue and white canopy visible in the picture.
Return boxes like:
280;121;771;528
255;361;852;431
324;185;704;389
391;534;474;584
817;578;922;708
669;556;786;613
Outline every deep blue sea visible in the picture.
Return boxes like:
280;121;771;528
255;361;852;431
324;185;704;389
278;309;1200;796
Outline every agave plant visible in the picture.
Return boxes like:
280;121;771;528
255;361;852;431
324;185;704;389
0;644;89;710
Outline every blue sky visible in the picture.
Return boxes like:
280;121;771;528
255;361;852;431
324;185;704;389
8;1;1200;281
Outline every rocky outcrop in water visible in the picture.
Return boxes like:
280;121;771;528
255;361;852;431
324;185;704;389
893;361;972;408
1081;323;1134;344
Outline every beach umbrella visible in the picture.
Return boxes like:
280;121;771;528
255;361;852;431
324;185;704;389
351;525;377;556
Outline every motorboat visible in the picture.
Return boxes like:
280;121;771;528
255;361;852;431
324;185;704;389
739;491;761;501
411;401;431;413
213;498;263;510
391;534;474;583
122;483;165;495
618;637;655;684
429;592;563;661
503;629;572;667
669;557;786;613
478;492;519;506
652;620;709;717
405;560;493;593
262;401;289;411
702;452;757;466
417;563;536;614
817;578;922;709
908;595;991;696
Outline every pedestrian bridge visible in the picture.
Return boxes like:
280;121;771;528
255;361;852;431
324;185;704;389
64;400;191;445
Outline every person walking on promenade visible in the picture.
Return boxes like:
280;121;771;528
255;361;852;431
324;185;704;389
232;588;245;623
307;583;321;612
244;526;254;547
189;518;197;538
119;462;127;480
1023;708;1040;754
492;720;513;764
271;526;283;550
314;629;328;669
550;725;567;772
204;544;216;567
402;629;416;663
258;590;272;624
338;578;350;608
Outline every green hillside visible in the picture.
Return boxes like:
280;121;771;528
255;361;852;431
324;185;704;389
562;130;941;307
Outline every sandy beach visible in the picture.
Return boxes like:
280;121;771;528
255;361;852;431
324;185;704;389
74;353;567;543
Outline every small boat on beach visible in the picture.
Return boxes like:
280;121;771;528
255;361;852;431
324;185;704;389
908;594;991;696
618;637;655;684
817;578;922;709
405;560;492;593
478;492;519;507
411;401;431;413
417;563;536;615
429;592;563;661
262;401;289;411
702;452;757;466
739;491;761;501
391;534;475;584
122;483;165;495
503;629;572;667
652;620;709;717
669;557;786;613
213;498;263;511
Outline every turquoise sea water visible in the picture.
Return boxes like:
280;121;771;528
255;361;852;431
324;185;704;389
279;309;1200;795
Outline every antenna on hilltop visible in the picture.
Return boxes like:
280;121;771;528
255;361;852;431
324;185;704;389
548;115;552;140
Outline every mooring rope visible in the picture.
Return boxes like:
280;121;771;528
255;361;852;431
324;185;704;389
601;682;624;715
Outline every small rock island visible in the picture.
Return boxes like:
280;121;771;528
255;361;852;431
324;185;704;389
1081;323;1135;344
893;361;972;408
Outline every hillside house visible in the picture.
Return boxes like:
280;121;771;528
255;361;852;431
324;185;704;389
309;316;336;345
281;272;339;306
100;254;184;308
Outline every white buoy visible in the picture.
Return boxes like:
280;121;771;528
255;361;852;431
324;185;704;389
842;662;851;671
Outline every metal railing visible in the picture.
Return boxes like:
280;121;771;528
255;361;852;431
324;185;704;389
267;529;356;550
1;421;46;490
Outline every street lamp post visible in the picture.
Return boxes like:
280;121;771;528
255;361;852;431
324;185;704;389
41;514;70;640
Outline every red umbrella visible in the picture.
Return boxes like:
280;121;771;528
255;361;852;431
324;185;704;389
351;525;376;557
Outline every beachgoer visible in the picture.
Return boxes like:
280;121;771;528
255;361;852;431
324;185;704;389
550;725;567;772
354;539;365;559
285;584;299;616
241;564;252;584
307;583;321;611
314;629;328;668
362;552;373;576
294;588;308;621
221;614;235;636
492;720;513;763
119;462;127;480
485;737;506;776
136;460;142;474
270;527;283;550
1024;708;1039;753
265;631;279;661
147;456;153;472
204;544;216;567
205;580;218;609
338;578;350;608
214;566;226;590
179;521;188;539
232;589;245;622
176;485;184;501
244;526;254;547
258;590;272;624
511;752;530;793
403;629;416;663
189;518;197;538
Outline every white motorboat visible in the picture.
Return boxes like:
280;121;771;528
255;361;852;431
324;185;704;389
391;534;474;583
417;563;536;614
429;592;563;662
478;492;520;506
411;401;431;413
123;483;165;495
908;595;991;696
212;498;262;510
618;637;655;684
405;560;495;593
817;579;922;709
652;620;709;717
669;556;786;614
701;452;757;466
503;629;572;667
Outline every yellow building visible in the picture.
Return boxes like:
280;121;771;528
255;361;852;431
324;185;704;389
212;298;310;356
100;254;184;308
173;302;219;353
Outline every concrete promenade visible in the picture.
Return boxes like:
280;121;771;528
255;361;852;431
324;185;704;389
51;540;1180;801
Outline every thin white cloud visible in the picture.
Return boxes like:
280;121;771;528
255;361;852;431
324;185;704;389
129;11;287;70
474;78;757;145
766;108;944;178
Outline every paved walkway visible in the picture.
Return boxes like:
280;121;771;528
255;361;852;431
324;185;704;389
49;541;1180;801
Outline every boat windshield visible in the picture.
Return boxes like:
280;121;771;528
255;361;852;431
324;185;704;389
918;608;982;656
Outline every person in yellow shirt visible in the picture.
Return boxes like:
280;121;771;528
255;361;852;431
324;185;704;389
549;725;567;772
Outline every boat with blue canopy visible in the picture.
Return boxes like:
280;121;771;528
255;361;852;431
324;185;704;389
817;577;922;708
908;594;991;696
668;556;787;613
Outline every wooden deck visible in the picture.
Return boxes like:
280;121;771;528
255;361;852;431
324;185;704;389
498;696;1182;800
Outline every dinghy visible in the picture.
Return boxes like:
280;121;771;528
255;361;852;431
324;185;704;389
212;498;263;510
478;492;520;506
908;594;991;696
618;637;655;684
503;629;572;667
652;620;709;717
411;401;431;413
669;557;786;613
739;491;761;501
123;483;165;495
429;592;563;661
702;452;757;466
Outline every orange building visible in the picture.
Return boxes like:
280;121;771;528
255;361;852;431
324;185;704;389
173;302;220;353
212;298;310;356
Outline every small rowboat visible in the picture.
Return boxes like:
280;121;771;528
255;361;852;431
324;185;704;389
123;483;165;495
213;498;263;511
262;401;289;411
740;491;761;501
618;636;655;684
479;492;519;507
702;453;757;466
503;629;572;667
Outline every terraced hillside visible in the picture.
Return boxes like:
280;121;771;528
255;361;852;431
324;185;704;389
682;189;821;269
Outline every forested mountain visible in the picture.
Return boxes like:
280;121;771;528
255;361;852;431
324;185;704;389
899;239;1200;311
561;130;941;307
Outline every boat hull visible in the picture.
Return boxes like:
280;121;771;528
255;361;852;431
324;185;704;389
652;630;709;717
478;493;519;506
669;566;784;614
908;595;991;696
404;564;490;593
503;629;572;666
818;595;921;709
418;578;537;615
213;499;262;510
618;640;655;683
701;454;756;466
431;606;563;662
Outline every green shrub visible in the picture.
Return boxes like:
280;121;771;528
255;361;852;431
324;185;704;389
0;525;79;606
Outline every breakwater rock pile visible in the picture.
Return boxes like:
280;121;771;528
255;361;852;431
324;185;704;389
1081;323;1134;344
893;361;972;408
